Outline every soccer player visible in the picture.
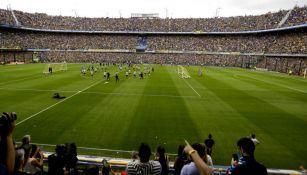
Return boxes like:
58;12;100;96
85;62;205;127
198;68;203;77
90;69;94;77
107;72;110;81
48;66;53;74
115;72;119;83
133;71;136;78
103;71;107;80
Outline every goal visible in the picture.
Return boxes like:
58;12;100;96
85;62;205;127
43;62;67;74
178;65;191;79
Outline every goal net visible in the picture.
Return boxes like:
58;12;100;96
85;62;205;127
178;65;191;79
43;62;67;74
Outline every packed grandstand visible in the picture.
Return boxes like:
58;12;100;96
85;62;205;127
0;5;307;175
0;6;307;76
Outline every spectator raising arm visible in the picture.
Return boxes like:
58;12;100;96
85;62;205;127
184;140;213;175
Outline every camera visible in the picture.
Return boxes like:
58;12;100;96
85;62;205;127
0;112;17;131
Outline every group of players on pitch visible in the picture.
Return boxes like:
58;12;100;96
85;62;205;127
80;63;155;82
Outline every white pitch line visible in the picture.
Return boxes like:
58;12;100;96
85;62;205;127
16;81;101;126
83;91;198;99
234;74;307;94
0;87;78;93
183;78;201;97
0;87;199;99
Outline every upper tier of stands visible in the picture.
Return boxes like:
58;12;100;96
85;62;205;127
0;6;306;32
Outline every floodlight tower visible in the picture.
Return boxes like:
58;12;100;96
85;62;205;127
165;8;168;18
7;4;21;27
119;10;122;18
72;9;79;17
215;7;221;17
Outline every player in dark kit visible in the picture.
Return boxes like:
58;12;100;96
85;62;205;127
107;72;110;81
115;72;119;83
49;66;53;74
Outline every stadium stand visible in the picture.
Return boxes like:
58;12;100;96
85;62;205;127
0;6;306;31
0;6;306;75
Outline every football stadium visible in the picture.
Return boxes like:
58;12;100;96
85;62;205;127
0;2;307;175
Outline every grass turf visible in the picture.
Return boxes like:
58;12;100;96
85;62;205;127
0;63;306;169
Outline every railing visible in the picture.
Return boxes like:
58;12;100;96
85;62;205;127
19;142;304;175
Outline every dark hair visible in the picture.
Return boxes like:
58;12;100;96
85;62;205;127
138;143;151;162
30;144;38;157
157;145;168;175
251;134;256;138
177;145;185;156
192;143;206;158
86;165;99;175
237;137;255;157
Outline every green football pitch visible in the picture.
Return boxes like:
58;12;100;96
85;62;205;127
0;63;306;169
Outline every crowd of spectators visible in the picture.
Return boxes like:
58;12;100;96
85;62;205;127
1;50;306;75
0;6;306;75
0;6;306;32
1;29;306;54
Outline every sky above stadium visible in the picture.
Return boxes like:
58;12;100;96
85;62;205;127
1;0;307;18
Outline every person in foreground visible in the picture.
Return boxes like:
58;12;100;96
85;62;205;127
227;137;267;175
181;140;213;175
126;143;161;175
0;112;17;175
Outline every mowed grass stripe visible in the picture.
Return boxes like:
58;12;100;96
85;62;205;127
223;68;307;122
2;64;307;169
204;68;307;168
120;66;201;152
185;67;267;166
200;68;295;168
217;68;307;122
15;65;150;150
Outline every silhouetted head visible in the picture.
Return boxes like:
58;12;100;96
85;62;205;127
192;143;206;158
237;137;255;157
138;143;151;163
177;145;185;156
157;145;165;157
22;135;31;145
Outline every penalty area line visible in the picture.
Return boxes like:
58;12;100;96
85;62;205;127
183;78;201;98
16;81;101;126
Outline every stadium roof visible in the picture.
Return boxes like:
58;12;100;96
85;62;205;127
1;0;307;18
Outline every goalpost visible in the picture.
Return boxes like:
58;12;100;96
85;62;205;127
43;61;67;74
177;65;191;79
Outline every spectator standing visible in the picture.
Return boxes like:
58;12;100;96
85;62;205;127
155;145;169;175
227;137;267;175
204;134;214;156
126;143;161;175
102;159;114;175
23;144;44;175
250;134;260;146
174;145;185;175
181;140;213;175
181;143;213;175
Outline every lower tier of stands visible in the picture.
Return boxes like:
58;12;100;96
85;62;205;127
1;50;306;76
